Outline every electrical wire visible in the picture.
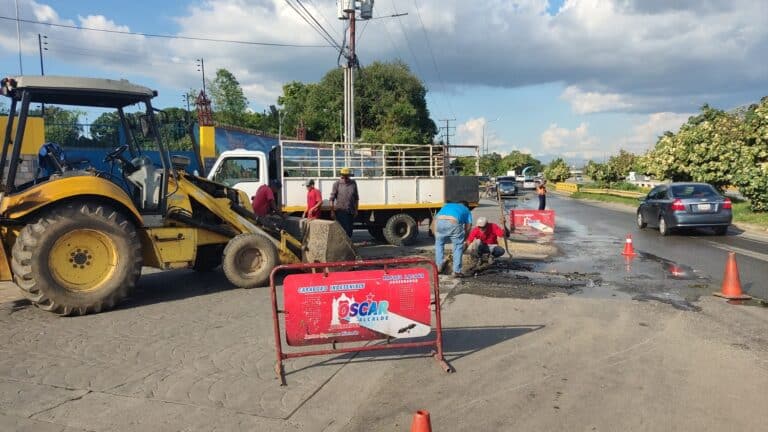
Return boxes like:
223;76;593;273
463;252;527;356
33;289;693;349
295;0;341;47
0;15;332;48
413;0;456;118
283;0;343;51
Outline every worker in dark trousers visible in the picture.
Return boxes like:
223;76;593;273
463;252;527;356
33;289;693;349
537;180;547;210
329;168;359;237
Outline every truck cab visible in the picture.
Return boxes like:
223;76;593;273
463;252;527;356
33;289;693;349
207;149;269;199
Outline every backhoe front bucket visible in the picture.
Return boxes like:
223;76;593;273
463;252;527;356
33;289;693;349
302;219;358;263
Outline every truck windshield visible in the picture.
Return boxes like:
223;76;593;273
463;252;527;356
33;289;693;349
213;157;260;186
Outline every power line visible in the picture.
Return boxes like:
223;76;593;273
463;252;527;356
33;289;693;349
305;0;342;40
0;15;332;48
413;0;455;118
283;0;343;51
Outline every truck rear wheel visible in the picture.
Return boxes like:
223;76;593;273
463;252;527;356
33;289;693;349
383;213;418;246
11;203;142;315
222;233;277;288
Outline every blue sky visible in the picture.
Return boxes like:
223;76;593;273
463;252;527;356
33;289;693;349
1;0;766;165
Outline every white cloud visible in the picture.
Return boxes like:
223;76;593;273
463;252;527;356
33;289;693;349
617;112;693;153
540;122;603;158
560;86;632;114
1;0;765;113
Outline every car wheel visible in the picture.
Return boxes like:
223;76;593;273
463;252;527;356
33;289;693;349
713;226;728;236
659;216;671;236
636;211;647;229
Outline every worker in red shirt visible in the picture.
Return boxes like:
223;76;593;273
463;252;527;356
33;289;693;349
466;216;509;261
252;179;282;217
302;179;322;219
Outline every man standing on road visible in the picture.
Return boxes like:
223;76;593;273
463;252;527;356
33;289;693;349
434;201;473;278
302;179;322;220
329;168;359;237
466;216;509;263
537;180;547;210
252;179;282;217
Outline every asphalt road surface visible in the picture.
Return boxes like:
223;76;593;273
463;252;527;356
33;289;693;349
0;193;766;431
546;193;768;301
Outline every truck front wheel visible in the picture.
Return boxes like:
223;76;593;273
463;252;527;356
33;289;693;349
383;213;418;246
11;203;142;315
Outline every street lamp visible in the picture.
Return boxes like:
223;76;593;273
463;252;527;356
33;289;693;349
482;117;500;155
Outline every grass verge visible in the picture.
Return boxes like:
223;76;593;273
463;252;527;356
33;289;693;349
570;192;768;229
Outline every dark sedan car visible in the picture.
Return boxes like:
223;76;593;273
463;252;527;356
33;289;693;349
497;180;518;198
637;182;732;236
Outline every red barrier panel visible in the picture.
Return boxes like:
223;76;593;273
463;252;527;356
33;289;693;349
270;257;452;385
510;209;555;233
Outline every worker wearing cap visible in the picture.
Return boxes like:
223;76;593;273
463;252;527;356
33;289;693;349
302;179;322;220
329;168;359;237
466;216;508;261
434;201;473;278
252;179;282;217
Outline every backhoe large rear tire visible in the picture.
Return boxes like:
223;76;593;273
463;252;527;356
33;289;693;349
11;203;142;316
222;233;277;288
383;213;418;246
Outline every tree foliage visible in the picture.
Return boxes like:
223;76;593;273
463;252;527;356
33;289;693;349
277;61;437;143
544;157;570;182
476;151;542;176
642;99;768;211
208;68;248;125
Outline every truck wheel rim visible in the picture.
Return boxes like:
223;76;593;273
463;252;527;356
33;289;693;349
49;229;118;292
394;222;410;238
236;247;263;277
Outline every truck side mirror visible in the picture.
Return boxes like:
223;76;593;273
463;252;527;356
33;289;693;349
139;115;150;138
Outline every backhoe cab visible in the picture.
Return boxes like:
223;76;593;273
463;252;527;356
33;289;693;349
0;76;355;316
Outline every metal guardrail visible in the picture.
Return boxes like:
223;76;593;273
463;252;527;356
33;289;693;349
580;188;645;198
555;182;579;193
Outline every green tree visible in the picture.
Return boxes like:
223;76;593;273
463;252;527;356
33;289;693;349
500;151;542;175
605;149;639;182
544;157;570;182
43;106;85;146
734;97;768;211
208;68;248;125
276;61;437;143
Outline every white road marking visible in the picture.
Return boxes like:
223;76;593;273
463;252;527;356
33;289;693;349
707;241;768;263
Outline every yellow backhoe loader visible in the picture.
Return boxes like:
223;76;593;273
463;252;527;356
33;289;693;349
0;76;355;315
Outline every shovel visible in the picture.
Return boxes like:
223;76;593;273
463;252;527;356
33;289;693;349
497;189;512;257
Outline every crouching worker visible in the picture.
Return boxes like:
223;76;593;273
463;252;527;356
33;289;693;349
466;217;509;263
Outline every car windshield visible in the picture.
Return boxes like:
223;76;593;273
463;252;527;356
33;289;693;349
670;184;720;199
499;181;515;187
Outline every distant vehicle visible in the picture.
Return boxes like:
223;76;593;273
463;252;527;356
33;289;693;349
497;179;518;198
636;182;732;236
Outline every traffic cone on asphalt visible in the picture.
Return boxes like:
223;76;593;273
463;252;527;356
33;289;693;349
621;234;637;257
410;410;432;432
714;252;751;300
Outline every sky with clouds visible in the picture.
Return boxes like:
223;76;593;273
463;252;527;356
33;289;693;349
1;0;766;164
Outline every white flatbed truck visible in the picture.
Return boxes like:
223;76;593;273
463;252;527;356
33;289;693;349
207;139;479;246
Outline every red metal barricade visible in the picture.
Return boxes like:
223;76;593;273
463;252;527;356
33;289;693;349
269;257;452;385
510;209;555;233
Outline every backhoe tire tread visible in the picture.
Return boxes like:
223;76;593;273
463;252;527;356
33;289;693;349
10;203;142;316
222;233;277;288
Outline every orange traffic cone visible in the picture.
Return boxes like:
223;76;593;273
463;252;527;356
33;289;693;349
621;234;637;256
410;410;432;432
714;252;751;300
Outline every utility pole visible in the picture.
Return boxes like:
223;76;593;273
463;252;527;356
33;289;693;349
439;118;456;145
339;0;374;146
196;58;207;96
15;0;22;74
38;33;47;116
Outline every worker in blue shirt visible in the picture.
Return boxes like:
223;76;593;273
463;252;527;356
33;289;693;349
434;201;473;277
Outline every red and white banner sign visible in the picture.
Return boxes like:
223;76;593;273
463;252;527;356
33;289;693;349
510;209;555;233
283;268;432;346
